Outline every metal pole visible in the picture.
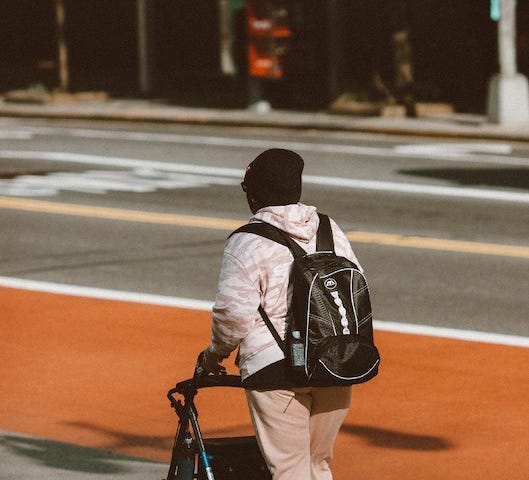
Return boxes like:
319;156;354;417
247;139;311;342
487;0;529;124
137;0;153;95
55;0;69;92
219;0;236;75
327;0;344;102
498;0;517;75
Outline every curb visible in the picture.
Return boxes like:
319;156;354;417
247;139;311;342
1;102;529;143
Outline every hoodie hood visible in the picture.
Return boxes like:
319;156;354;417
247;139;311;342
251;203;318;243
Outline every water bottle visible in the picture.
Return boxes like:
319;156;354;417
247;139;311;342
290;330;305;368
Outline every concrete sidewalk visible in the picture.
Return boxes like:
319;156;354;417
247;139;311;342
1;96;529;142
0;431;167;480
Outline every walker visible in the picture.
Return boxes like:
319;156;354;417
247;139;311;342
165;356;271;480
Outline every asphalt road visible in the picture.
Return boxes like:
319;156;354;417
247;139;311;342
1;117;528;337
2;117;529;480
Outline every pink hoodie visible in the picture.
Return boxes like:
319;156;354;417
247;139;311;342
209;203;362;380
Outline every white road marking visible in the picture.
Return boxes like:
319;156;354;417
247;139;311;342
393;142;513;156
6;125;529;166
0;169;237;196
1;150;528;203
1;276;528;348
0;150;242;176
303;174;529;203
376;321;529;348
0;130;34;140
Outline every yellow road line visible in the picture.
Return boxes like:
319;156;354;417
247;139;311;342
0;195;243;231
1;195;528;260
345;231;529;259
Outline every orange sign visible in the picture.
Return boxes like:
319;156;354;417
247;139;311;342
246;1;292;79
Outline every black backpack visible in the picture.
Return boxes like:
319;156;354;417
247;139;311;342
231;213;380;386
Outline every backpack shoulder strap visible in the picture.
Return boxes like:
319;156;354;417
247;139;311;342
316;213;335;252
258;306;286;353
230;222;307;258
231;213;335;256
228;223;291;353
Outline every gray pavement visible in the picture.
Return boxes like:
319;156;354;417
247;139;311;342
1;96;529;142
0;431;167;480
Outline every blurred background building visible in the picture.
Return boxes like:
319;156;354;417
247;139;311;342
1;0;528;114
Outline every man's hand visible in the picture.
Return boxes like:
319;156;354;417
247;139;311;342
199;347;227;375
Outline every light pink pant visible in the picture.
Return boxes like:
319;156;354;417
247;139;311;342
245;386;352;480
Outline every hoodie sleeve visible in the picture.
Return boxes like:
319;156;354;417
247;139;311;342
209;250;261;357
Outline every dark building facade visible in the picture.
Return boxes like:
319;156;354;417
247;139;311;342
0;0;527;113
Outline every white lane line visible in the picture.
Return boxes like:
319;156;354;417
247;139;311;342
0;150;242;176
8;125;529;166
1;276;528;348
393;142;513;156
0;276;213;311
375;321;529;348
303;174;529;203
1;150;528;204
0;130;34;140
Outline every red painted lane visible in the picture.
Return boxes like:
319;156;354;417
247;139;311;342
2;287;528;479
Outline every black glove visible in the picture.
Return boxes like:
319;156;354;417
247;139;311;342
198;347;227;375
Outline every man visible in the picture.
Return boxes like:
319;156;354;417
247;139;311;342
200;148;363;479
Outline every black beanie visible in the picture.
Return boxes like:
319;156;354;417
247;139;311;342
243;149;304;206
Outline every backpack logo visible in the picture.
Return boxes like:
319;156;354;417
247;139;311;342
323;278;337;290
